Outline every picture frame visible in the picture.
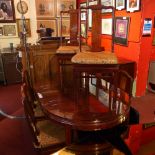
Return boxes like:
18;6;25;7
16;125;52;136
115;0;126;10
102;18;112;35
35;0;55;19
126;0;140;12
58;18;70;37
80;2;87;21
88;1;98;28
57;0;76;17
0;27;3;35
37;19;57;37
81;23;86;38
3;24;16;36
114;17;130;46
142;18;152;36
101;0;115;13
0;0;16;23
16;18;31;37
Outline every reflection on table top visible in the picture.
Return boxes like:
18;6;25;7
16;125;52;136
35;79;128;131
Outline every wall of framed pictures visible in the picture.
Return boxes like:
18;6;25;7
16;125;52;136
35;0;76;37
79;0;155;97
0;0;37;49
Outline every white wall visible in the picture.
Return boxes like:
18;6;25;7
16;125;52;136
0;0;38;49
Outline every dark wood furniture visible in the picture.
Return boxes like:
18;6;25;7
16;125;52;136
32;4;135;154
56;9;80;93
0;52;22;85
23;89;66;155
34;57;135;129
21;44;59;86
34;59;134;154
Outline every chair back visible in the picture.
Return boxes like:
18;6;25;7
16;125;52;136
22;70;37;108
23;96;40;146
60;9;79;46
109;70;134;117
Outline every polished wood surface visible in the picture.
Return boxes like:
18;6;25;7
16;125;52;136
34;58;135;131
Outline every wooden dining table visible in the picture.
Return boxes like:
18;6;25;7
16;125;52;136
34;55;135;154
34;75;132;131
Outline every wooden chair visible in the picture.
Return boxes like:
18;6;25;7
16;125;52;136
109;70;134;117
56;9;79;95
106;70;134;155
23;96;66;154
22;70;45;119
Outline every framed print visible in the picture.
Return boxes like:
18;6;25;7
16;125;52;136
101;0;115;13
80;2;87;21
126;0;140;12
0;0;15;23
57;0;76;17
81;23;86;38
115;0;126;10
37;19;57;37
102;18;112;35
16;18;31;37
114;17;130;46
58;18;70;37
35;0;55;19
142;18;152;36
0;27;3;35
88;1;97;28
3;24;16;36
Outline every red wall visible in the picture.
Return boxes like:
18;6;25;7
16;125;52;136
77;0;155;96
136;0;155;96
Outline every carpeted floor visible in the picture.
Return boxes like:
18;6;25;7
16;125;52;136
0;84;37;155
0;84;155;155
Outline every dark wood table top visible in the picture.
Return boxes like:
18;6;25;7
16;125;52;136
35;78;129;131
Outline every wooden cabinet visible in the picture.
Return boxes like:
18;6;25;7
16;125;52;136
21;43;59;85
0;52;22;85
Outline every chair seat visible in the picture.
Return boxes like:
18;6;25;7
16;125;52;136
34;105;45;117
56;46;79;54
35;120;66;148
71;51;118;64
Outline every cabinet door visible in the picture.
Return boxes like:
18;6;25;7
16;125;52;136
1;53;22;84
0;55;6;84
32;50;58;84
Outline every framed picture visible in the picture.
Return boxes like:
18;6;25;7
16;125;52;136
102;18;112;35
3;24;16;36
81;23;86;38
142;18;152;36
57;0;76;17
126;0;140;12
16;19;31;37
37;19;57;37
80;2;87;21
0;0;15;23
101;0;115;13
58;18;70;37
114;17;130;46
0;27;3;35
35;0;55;19
88;1;97;28
115;0;126;10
